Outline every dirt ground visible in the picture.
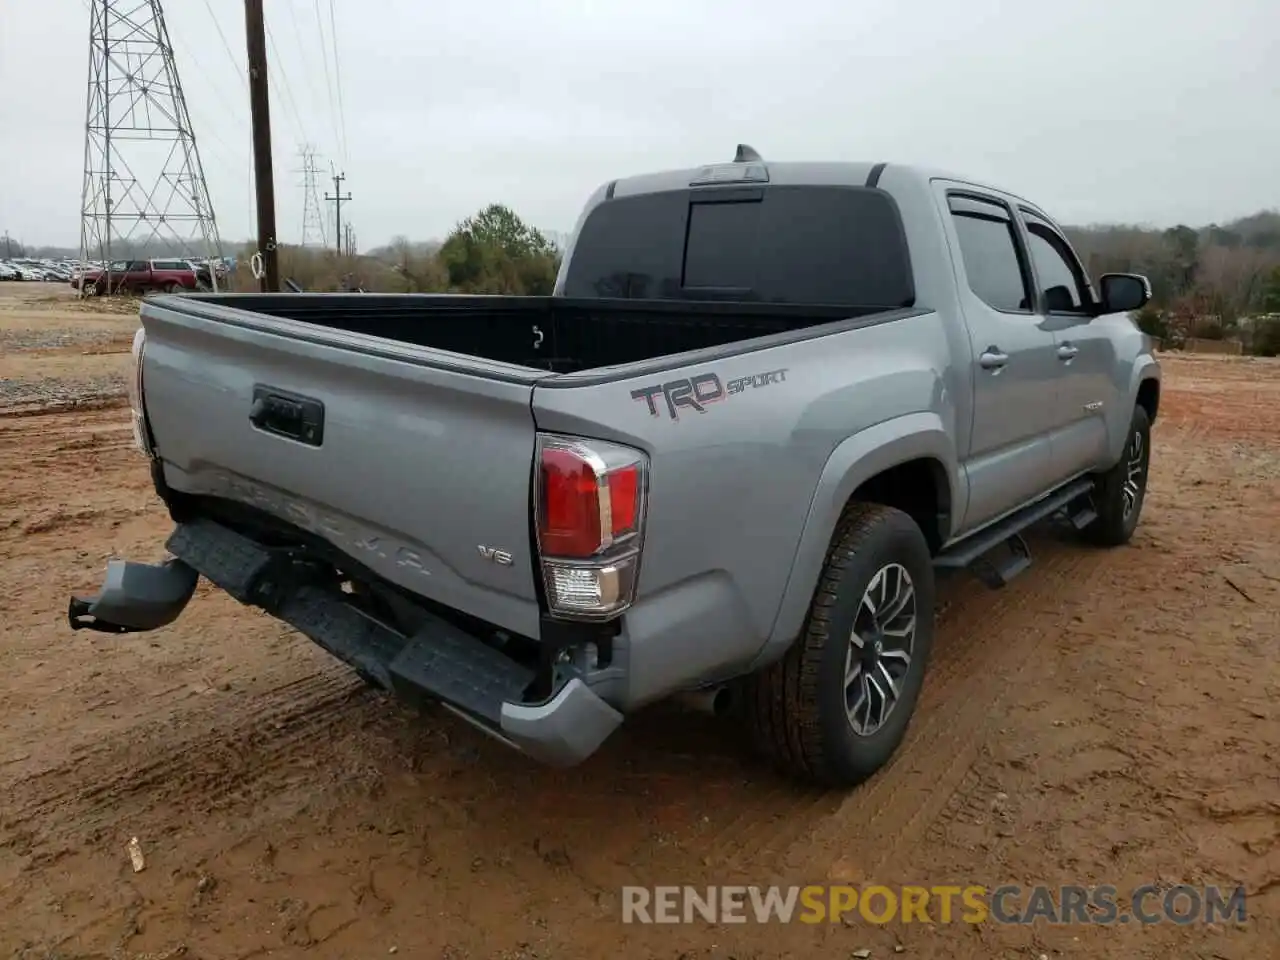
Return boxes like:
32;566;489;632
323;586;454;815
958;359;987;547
1;281;1278;959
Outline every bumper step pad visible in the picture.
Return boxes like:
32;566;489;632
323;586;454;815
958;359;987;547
165;520;534;725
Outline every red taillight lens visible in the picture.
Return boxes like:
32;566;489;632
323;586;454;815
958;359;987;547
536;434;648;619
607;465;639;538
540;447;603;558
537;436;647;561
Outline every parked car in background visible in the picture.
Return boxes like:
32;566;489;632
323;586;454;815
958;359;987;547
0;262;21;281
188;259;229;290
76;259;200;295
12;263;47;281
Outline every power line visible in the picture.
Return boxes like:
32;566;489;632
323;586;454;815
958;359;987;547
326;0;349;166
198;0;245;89
264;17;308;145
285;0;326;138
193;0;257;240
311;0;342;163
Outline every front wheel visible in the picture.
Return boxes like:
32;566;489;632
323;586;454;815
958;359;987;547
744;502;936;787
1081;405;1151;547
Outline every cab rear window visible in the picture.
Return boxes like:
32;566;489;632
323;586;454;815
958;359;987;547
562;184;914;308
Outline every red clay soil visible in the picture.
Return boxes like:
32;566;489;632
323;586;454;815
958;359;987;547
1;325;1277;958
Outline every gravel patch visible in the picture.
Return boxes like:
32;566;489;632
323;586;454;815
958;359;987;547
0;328;123;352
0;374;126;410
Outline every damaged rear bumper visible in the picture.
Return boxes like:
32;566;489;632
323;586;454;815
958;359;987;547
66;520;622;767
68;557;199;633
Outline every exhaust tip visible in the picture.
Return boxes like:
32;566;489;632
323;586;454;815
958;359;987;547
677;685;733;717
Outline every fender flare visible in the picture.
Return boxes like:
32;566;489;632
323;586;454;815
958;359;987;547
751;411;961;668
1130;356;1160;413
1108;356;1161;463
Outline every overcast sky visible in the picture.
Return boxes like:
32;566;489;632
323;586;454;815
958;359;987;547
1;0;1276;250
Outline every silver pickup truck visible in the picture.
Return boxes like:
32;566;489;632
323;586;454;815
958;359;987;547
69;147;1160;787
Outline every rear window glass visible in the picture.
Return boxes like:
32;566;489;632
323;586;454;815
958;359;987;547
562;185;914;308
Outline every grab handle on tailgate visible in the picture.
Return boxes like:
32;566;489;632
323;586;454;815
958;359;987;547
248;385;325;447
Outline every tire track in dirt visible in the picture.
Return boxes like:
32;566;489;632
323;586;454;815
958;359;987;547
666;530;1093;881
1;670;373;849
762;539;1094;883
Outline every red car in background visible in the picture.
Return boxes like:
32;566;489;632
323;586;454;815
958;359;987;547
75;259;200;295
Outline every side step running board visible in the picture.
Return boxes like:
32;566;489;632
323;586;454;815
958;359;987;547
934;477;1094;587
968;533;1031;589
1068;505;1098;530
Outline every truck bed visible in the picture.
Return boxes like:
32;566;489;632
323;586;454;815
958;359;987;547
175;293;871;374
136;290;909;644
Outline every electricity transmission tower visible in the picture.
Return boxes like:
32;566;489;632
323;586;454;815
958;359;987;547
296;145;327;248
79;0;223;292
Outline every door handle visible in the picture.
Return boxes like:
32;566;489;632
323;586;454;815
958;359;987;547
1057;343;1079;361
979;348;1009;370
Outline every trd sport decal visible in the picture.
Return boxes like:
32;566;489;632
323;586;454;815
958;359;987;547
630;367;788;421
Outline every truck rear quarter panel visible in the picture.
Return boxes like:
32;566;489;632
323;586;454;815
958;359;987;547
532;309;960;707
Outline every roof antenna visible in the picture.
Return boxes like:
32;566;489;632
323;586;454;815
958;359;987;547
733;143;762;163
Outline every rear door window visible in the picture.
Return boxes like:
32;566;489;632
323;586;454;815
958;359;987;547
948;196;1032;313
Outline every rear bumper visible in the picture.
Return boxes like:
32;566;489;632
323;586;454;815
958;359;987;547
66;519;622;767
68;557;199;633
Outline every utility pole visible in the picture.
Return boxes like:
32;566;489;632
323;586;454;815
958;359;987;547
325;171;351;255
244;0;279;292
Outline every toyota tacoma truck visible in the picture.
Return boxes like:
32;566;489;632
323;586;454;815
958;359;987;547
69;147;1160;787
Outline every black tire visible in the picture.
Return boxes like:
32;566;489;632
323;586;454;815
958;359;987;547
1081;405;1151;547
744;502;936;787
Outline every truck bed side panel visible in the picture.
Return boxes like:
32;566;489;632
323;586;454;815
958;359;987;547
531;308;958;706
139;301;544;639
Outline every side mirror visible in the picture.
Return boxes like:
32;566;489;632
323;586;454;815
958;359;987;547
1098;273;1151;314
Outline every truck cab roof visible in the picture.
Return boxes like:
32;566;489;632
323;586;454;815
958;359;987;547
605;155;1038;212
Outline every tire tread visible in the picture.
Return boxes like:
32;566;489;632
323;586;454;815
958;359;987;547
746;502;910;785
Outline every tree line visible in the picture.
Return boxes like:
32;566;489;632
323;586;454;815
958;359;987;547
1065;211;1280;355
21;199;1280;355
350;202;1280;356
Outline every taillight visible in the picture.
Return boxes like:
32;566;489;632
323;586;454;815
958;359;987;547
536;434;648;620
128;326;155;458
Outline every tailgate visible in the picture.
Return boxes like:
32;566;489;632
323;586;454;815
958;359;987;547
138;299;545;639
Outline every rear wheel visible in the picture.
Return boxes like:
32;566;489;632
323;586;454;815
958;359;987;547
744;502;935;787
1081;405;1151;546
165;281;183;294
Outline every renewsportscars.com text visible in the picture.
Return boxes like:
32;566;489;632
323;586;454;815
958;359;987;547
621;884;1248;926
